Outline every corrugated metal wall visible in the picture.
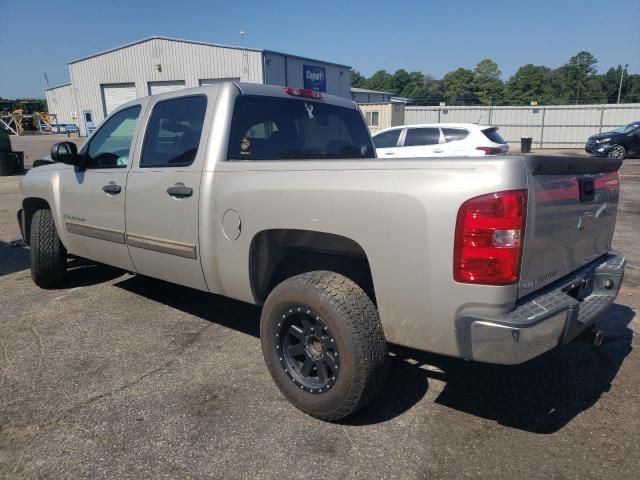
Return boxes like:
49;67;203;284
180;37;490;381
405;104;640;148
263;53;351;98
49;38;353;136
45;84;75;125
68;38;264;134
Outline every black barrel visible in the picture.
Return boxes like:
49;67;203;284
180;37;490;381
0;152;15;176
520;137;533;154
13;151;24;174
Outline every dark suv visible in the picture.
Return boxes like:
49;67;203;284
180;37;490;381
585;121;640;159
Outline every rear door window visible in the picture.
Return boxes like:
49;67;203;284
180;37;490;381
227;96;375;160
373;129;401;148
442;128;469;142
482;128;506;144
403;128;440;146
140;95;207;167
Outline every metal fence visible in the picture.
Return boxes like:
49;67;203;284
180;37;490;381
404;103;640;148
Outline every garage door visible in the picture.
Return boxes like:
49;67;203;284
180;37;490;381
148;81;186;96
199;78;240;86
102;83;137;116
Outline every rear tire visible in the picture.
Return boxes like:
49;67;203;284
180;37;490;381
30;209;67;288
260;271;388;421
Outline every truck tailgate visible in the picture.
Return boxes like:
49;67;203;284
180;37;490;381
518;156;622;299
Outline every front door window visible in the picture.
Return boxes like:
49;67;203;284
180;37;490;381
84;106;141;168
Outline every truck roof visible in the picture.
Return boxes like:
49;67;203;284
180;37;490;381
114;82;358;115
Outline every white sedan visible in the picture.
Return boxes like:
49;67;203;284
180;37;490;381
372;123;509;158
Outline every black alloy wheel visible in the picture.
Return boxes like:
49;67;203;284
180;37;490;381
277;306;339;393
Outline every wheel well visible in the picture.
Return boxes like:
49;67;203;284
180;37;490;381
22;197;51;245
249;229;375;304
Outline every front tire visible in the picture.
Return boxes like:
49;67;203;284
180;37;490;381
607;145;626;159
30;209;67;288
260;271;388;421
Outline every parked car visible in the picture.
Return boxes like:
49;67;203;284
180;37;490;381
372;123;509;158
18;83;625;421
585;121;640;159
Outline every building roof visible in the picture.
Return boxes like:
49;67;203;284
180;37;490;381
351;87;414;104
45;82;72;92
68;36;351;69
351;87;396;96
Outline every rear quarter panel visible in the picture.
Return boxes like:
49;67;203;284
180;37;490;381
203;157;529;358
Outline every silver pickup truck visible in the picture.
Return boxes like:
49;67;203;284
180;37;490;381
17;83;625;421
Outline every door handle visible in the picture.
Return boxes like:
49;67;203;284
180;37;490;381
384;152;395;155
166;184;193;198
433;149;444;153
102;184;121;195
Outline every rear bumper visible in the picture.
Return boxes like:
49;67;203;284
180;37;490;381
468;254;625;365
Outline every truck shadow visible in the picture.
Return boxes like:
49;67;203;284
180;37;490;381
115;274;262;338
0;240;30;276
64;258;124;288
348;303;635;433
113;274;634;434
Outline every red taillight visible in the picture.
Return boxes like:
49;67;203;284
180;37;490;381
476;146;505;155
283;87;322;99
453;190;527;285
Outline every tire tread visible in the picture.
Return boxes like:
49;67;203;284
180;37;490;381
264;271;388;421
30;209;66;288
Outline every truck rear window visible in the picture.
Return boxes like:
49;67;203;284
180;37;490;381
227;96;375;160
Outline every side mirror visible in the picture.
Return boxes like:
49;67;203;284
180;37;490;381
51;142;82;167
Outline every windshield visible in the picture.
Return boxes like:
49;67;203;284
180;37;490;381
228;95;375;160
612;123;640;134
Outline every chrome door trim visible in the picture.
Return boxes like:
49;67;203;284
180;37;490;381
126;233;197;259
65;222;126;244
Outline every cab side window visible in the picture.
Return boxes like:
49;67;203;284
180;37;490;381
85;106;141;169
140;96;207;168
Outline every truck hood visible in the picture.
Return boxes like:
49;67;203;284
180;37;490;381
587;132;623;142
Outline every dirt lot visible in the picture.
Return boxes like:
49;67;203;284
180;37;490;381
1;135;639;479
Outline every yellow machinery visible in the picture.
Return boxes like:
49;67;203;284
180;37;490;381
0;101;56;135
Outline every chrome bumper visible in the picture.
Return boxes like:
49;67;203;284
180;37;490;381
469;254;625;365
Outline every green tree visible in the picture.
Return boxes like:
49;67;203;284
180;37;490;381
474;59;503;105
398;72;442;105
600;66;635;103
626;74;640;103
559;51;600;103
350;69;366;88
364;70;393;92
504;64;550;104
389;69;411;94
442;68;477;105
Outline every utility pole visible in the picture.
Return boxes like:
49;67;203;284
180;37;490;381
240;30;249;80
617;63;629;104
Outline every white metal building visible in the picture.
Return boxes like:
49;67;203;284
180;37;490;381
46;36;352;135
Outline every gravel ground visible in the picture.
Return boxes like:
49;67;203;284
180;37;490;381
1;136;638;479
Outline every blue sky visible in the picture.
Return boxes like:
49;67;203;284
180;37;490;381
1;0;638;98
